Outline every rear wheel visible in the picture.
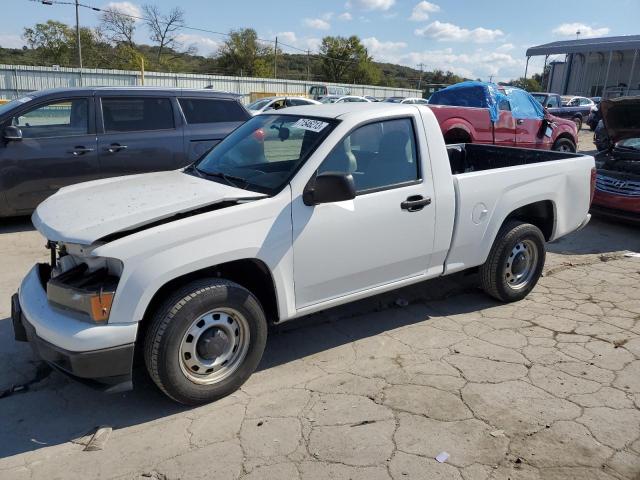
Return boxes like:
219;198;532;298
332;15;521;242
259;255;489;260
572;116;582;131
144;278;267;405
552;137;576;153
480;220;546;302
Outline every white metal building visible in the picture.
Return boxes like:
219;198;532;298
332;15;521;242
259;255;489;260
525;35;640;97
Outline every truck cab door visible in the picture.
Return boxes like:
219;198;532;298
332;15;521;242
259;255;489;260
291;117;436;309
96;95;184;176
0;96;99;214
493;100;516;146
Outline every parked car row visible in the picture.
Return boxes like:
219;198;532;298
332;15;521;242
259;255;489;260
531;92;597;131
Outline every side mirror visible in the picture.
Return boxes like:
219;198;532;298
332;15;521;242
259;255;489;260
303;172;356;206
3;125;22;142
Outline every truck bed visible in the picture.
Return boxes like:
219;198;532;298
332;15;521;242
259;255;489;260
447;143;581;175
442;143;594;275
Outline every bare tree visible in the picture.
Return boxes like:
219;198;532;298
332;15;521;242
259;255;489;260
99;7;137;48
142;4;185;63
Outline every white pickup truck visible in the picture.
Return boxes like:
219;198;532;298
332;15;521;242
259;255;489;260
12;103;595;404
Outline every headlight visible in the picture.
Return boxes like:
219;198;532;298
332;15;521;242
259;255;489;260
47;258;119;323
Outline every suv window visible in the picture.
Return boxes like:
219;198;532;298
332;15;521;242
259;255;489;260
179;98;247;124
13;98;88;138
579;98;591;106
102;97;173;132
318;118;419;192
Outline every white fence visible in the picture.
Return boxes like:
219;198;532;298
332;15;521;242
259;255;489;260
0;64;421;103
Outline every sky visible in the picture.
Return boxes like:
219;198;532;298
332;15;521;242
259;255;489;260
1;0;639;82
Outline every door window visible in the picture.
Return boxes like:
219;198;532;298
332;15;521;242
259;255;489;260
13;99;88;138
546;96;560;108
101;97;174;132
318;118;419;192
287;98;311;106
179;98;247;124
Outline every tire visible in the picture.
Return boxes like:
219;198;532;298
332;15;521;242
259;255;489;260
144;278;268;405
480;220;546;303
552;137;576;153
572;116;582;131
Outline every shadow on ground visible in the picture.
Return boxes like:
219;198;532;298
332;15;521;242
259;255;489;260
0;216;34;234
0;213;638;460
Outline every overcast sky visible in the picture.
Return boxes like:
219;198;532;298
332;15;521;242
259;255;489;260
2;0;639;81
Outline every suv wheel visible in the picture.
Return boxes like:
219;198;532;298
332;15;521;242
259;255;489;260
144;278;267;405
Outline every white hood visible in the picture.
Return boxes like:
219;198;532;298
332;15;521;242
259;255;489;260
32;171;265;245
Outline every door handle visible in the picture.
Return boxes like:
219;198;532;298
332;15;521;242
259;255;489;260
401;195;431;212
516;119;524;125
68;146;95;156
106;144;128;153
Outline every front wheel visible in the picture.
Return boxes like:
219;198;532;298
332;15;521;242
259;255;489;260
144;278;268;405
552;137;576;153
480;220;546;302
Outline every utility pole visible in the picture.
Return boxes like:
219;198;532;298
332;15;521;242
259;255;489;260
274;37;278;79
306;49;311;82
75;0;83;69
417;63;424;90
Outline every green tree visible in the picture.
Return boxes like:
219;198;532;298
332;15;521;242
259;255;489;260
23;20;72;65
216;28;273;77
510;76;542;92
318;36;380;84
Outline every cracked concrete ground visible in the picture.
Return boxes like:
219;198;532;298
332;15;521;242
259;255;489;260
0;131;638;480
1;215;638;480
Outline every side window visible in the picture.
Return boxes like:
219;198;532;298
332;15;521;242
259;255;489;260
499;98;511;111
288;99;308;106
318;118;419;193
102;97;173;133
579;98;591;106
179;98;247;124
13;98;88;139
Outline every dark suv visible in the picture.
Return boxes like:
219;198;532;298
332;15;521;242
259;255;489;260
0;87;250;217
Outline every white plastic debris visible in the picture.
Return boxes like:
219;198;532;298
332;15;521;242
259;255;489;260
490;430;506;437
435;451;449;463
624;251;640;258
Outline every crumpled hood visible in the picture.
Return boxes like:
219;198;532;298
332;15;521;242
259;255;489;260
32;170;265;245
600;96;640;144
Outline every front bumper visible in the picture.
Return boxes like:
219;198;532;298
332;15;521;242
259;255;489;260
12;264;137;391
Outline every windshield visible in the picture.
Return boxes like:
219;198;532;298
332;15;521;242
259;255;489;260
618;138;640;150
531;94;547;104
194;114;337;195
320;97;338;104
247;98;272;111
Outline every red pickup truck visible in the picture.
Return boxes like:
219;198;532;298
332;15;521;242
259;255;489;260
428;82;578;152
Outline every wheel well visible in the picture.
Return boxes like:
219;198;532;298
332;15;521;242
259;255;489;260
140;259;279;335
504;200;555;241
554;133;576;146
444;128;471;144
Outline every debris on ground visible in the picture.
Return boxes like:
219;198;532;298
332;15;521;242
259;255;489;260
74;426;112;451
490;429;506;437
435;452;449;463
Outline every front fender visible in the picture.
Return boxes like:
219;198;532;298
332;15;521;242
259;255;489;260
92;190;295;325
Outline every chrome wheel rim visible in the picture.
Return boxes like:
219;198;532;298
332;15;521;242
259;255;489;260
504;239;538;290
179;308;250;385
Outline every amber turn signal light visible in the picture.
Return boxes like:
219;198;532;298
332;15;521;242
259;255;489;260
89;292;114;322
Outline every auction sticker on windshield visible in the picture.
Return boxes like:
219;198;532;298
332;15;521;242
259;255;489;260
292;118;329;133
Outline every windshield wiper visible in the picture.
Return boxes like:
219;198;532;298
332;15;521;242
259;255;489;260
195;167;248;189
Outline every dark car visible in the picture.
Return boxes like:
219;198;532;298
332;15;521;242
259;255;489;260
591;96;640;224
531;92;594;131
0;87;250;217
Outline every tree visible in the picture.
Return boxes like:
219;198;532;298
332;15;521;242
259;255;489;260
318;36;380;85
216;28;273;77
100;7;137;48
509;76;542;92
142;4;185;63
23;20;72;65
